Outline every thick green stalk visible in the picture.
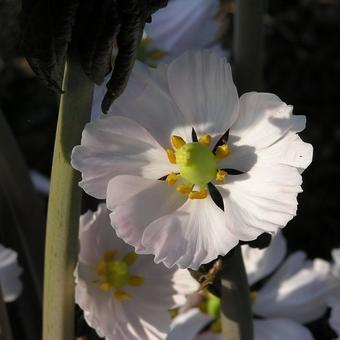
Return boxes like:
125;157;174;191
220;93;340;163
233;0;265;94
220;1;266;339
43;55;93;340
220;246;253;340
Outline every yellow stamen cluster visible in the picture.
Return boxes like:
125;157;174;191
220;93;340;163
96;250;144;301
165;133;230;199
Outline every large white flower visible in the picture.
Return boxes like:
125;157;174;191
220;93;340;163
75;204;198;340
72;51;313;269
144;0;224;62
0;243;23;302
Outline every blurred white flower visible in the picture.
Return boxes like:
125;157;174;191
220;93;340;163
328;296;340;339
0;244;23;302
167;233;337;340
72;51;312;269
75;204;198;340
144;0;225;62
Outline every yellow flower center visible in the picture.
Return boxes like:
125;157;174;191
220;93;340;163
96;250;144;301
165;133;230;199
175;143;217;186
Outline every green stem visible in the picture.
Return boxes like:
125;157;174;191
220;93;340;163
233;0;266;94
220;246;253;340
43;55;93;340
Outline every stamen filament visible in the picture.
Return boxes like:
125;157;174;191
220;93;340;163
189;189;208;200
176;184;192;195
166;173;178;185
215;144;230;159
171;135;186;149
128;276;144;286
199;134;212;146
166;148;176;164
216;170;226;182
114;289;131;301
122;252;139;266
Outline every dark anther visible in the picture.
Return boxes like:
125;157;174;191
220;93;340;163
191;127;198;142
213;129;230;153
208;183;224;211
21;0;168;108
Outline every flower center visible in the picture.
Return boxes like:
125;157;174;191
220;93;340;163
165;134;230;199
175;142;217;186
96;250;144;301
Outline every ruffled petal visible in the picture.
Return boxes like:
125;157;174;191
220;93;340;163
331;248;340;279
242;231;287;286
167;51;239;146
141;195;239;269
218;165;302;241
220;92;313;173
145;0;220;60
167;309;213;340
71;115;174;199
107;175;186;252
254;252;338;323
254;318;314;340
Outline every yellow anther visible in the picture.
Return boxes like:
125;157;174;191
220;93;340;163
171;135;186;149
166;148;177;164
103;250;117;261
99;282;111;292
215;170;226;182
198;302;207;314
128;276;144;287
189;189;208;200
210;320;222;333
199;134;212;146
96;260;107;276
114;289;131;301
176;184;192;195
250;291;257;303
166;173;178;185
168;308;179;319
122;252;139;266
215;144;230;159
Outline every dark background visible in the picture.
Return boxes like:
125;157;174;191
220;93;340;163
0;0;339;339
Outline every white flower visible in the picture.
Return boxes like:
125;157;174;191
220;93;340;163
328;296;340;339
75;204;198;340
144;0;224;62
0;244;23;302
72;51;313;269
167;306;314;340
253;251;338;323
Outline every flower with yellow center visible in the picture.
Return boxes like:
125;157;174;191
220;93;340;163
72;51;312;270
75;204;199;340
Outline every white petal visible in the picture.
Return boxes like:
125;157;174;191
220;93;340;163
328;296;340;338
107;175;186;252
220;92;313;173
254;318;314;340
0;244;23;302
142;195;239;269
145;0;220;59
79;204;135;266
71;115;173;199
254;252;338;323
167;51;239;146
242;231;287;286
167;309;213;340
218;165;302;241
